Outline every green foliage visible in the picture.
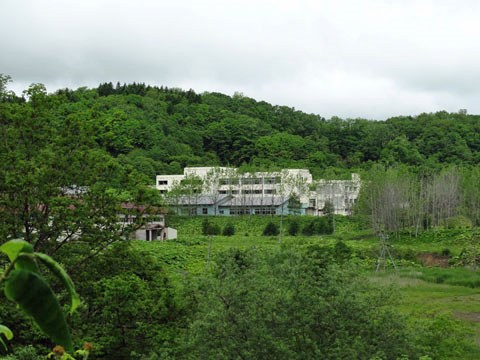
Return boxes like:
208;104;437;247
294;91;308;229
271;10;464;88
222;223;235;236
412;313;476;359
33;253;80;314
262;221;279;236
4;78;480;359
287;194;302;215
7;77;480;192
287;219;300;236
333;241;352;263
182;247;417;359
62;242;179;359
301;219;316;236
0;324;14;352
0;240;79;352
405;267;480;288
1;345;42;360
202;219;221;236
302;217;333;236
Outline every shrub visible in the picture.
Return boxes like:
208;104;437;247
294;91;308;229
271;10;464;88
263;221;279;236
302;221;316;236
315;216;333;234
447;215;472;229
333;241;352;263
202;219;221;236
287;220;300;236
223;223;235;236
302;217;333;236
183;247;418;360
441;248;451;257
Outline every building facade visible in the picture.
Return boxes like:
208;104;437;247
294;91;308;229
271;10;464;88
156;167;360;216
118;203;177;240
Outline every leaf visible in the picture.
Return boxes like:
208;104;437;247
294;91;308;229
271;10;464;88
33;253;81;314
0;325;13;340
0;324;13;352
0;239;37;272
4;269;73;351
0;239;33;262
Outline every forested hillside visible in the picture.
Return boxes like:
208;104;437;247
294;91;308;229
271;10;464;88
1;76;480;359
3;76;480;183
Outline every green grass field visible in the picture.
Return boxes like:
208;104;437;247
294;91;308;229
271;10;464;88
133;215;480;359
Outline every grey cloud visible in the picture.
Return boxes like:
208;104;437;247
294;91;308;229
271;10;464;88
2;0;480;119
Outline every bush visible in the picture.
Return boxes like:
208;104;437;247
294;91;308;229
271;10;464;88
316;216;333;234
333;241;352;263
183;247;419;359
447;215;472;229
202;219;221;236
263;221;279;236
302;221;316;236
441;248;451;257
223;223;235;236
302;217;334;236
3;345;41;360
287;220;300;236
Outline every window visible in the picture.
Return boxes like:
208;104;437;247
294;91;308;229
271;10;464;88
309;199;316;207
158;180;168;185
264;189;276;194
148;215;164;223
230;208;251;215
180;208;197;215
254;207;276;215
202;208;208;215
219;209;224;214
242;189;262;194
241;177;261;185
264;177;275;184
231;190;239;194
264;177;281;184
220;178;239;185
219;190;227;194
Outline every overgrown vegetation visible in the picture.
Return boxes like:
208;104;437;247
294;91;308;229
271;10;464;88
2;76;480;358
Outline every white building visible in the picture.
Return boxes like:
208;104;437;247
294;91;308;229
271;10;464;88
156;167;360;216
118;203;177;240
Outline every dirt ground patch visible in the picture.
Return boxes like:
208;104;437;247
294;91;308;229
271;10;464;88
454;311;480;323
418;253;450;267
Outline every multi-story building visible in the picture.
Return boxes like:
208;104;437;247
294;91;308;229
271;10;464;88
156;167;360;216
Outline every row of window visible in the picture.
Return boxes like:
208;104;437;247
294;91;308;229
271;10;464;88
307;198;357;208
230;208;251;215
218;189;277;195
254;208;277;215
159;177;282;187
229;207;277;215
219;177;281;186
181;207;277;215
119;216;164;223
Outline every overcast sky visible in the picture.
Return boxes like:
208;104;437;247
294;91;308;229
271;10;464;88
1;0;479;119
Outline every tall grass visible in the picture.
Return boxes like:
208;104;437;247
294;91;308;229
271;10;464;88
401;267;480;288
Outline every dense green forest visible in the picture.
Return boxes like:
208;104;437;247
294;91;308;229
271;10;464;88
3;76;480;181
1;75;480;359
